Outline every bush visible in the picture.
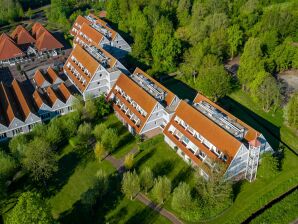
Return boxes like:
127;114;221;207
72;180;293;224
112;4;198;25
124;153;134;170
101;128;119;152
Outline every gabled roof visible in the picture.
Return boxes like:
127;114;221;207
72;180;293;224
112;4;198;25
133;68;176;107
11;80;36;120
0;33;24;60
32;23;63;51
45;87;60;106
10;25;35;45
193;94;259;143
79;23;104;45
109;74;157;115
74;15;91;28
33;69;50;87
165;100;242;162
33;90;48;109
57;83;72;102
0;82;23;123
89;14;117;40
47;67;62;84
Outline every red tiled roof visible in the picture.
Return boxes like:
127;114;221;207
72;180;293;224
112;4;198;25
46;87;59;106
47;67;60;83
11;80;34;119
193;94;259;143
32;23;63;51
58;83;72;102
164;100;242;163
89;14;117;40
79;23;104;45
0;33;24;60
10;25;35;45
33;69;47;87
133;68;176;107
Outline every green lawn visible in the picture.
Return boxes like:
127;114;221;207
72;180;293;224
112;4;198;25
47;115;171;224
250;189;298;224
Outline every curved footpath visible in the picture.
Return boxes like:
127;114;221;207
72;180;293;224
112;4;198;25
105;150;183;224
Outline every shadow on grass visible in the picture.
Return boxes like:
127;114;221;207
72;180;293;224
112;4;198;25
59;172;123;224
106;207;128;224
172;166;193;188
134;149;156;171
48;151;80;196
152;159;174;177
232;180;244;202
125;206;161;224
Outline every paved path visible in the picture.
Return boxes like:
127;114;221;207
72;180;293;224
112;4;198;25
105;149;183;224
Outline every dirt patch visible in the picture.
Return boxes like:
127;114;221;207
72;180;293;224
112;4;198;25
278;69;298;92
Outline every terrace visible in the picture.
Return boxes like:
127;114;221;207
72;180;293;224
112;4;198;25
130;73;167;102
84;45;110;68
193;100;247;140
85;15;112;40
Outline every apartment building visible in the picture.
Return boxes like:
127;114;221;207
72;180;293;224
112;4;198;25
163;94;272;182
63;44;127;100
107;68;180;137
0;80;42;140
0;24;63;65
70;14;131;58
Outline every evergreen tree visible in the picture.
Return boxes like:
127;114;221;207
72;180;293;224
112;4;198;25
152;176;171;204
140;167;154;193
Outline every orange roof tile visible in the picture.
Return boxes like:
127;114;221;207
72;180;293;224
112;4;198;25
111;74;157;114
88;14;117;40
80;23;104;45
133;68;176;107
11;80;34;119
33;69;48;87
32;90;45;108
58;83;72;102
193;94;259;143
10;25;35;45
46;87;59;106
46;67;60;83
63;65;86;92
167;100;242;161
0;33;25;60
0;82;22;123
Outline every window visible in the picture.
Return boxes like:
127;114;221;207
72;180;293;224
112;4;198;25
0;133;7;139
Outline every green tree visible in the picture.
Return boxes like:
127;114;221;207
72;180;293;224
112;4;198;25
177;0;191;26
196;55;231;101
140;167;154;193
152;176;171;204
0;150;17;180
26;7;33;20
238;37;264;89
151;17;181;73
273;40;296;72
93;123;107;141
22;138;58;187
46;122;63;146
85;96;98;120
9;134;29;160
81;169;109;212
7;191;54;224
250;71;280;111
124;153;134;170
227;24;243;58
121;170;140;200
77;123;93;147
94;142;106;161
106;0;120;23
97;94;111;117
172;182;201;221
284;93;298;130
72;94;84;115
101;128;119;152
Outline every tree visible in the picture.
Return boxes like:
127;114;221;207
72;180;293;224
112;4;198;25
46;122;63;146
101;128;119;153
81;169;109;212
250;71;280;112
7;191;54;224
0;150;17;180
93;123;107;141
284;93;298;130
227;24;243;58
196;55;231;101
238;37;264;89
258;152;279;179
22;138;58;187
273;40;296;72
106;0;120;23
139;167;154;193
177;0;191;26
72;94;84;115
124;153;134;170
85;96;98;120
151;17;181;73
152;176;171;204
9;134;29;160
97;94;111;118
172;182;201;221
77;123;93;147
94;142;106;161
121;171;140;200
26;7;33;20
